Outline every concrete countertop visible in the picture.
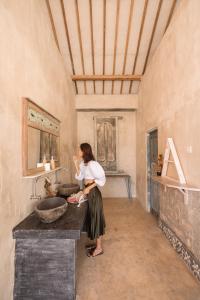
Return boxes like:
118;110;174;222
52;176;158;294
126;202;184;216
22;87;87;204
13;202;87;240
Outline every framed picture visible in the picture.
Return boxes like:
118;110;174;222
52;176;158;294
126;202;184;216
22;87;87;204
94;116;119;171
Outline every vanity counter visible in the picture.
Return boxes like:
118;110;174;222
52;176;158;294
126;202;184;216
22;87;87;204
13;202;87;240
13;202;87;300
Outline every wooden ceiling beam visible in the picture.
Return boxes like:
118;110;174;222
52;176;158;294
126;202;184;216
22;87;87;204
89;0;95;94
120;0;135;94
72;74;141;81
75;0;87;94
112;0;120;94
46;0;60;52
60;0;78;94
164;0;177;33
142;0;163;74
129;0;148;93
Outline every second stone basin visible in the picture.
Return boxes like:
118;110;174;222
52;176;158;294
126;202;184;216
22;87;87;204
58;183;80;197
35;197;68;223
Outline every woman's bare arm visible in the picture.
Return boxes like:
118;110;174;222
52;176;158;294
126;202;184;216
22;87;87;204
73;156;80;176
83;182;96;195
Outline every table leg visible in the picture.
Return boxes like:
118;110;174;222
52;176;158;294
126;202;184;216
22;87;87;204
128;176;132;199
124;176;132;200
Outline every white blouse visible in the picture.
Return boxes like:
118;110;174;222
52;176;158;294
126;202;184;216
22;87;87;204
75;160;106;187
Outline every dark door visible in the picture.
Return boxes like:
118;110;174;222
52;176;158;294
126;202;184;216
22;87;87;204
147;129;158;215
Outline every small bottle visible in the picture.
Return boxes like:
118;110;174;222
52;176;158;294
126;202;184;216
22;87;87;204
43;154;47;165
50;156;55;170
157;154;163;176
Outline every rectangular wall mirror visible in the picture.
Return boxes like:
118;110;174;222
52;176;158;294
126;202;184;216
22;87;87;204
22;98;60;176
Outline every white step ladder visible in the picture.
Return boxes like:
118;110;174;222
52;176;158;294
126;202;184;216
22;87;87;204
161;138;186;184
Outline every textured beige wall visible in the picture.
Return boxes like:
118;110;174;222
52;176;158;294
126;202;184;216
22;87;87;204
137;0;200;209
0;1;77;299
77;110;136;198
76;94;138;110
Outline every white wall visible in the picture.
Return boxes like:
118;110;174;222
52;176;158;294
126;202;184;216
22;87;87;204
77;110;136;198
0;1;77;299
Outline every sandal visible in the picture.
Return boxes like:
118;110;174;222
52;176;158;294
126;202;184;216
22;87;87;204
86;248;94;257
87;248;104;257
85;243;96;250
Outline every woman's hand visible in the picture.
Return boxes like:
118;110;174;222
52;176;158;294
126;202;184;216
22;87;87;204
83;187;90;195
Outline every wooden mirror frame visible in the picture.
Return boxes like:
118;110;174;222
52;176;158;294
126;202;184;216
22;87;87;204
22;98;61;176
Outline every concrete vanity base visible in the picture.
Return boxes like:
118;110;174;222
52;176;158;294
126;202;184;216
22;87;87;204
14;239;76;300
13;202;87;300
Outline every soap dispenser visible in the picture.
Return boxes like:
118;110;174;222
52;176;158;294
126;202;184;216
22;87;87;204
50;156;55;170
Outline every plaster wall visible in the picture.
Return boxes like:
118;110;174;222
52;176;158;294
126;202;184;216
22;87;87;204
137;0;200;209
77;109;136;198
76;94;138;110
0;1;77;299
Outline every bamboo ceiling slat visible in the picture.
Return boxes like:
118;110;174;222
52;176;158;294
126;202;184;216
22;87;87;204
46;0;60;52
120;0;135;94
111;0;120;94
129;0;148;93
164;0;177;33
60;0;78;93
142;0;163;74
75;0;87;94
89;0;96;94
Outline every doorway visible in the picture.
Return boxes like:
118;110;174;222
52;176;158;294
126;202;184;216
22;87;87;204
147;129;158;215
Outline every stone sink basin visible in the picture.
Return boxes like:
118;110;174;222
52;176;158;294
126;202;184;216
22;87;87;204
58;183;80;197
35;197;68;223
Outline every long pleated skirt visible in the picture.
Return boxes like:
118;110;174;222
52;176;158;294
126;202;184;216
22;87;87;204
84;185;106;240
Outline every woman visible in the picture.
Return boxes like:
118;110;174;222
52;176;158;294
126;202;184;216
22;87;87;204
73;143;106;257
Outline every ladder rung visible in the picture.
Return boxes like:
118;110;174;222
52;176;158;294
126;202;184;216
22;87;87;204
164;160;174;163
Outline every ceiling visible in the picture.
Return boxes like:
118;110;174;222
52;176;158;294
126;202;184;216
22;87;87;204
46;0;178;95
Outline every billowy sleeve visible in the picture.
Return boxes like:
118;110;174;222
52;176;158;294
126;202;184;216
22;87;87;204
75;161;84;180
89;161;106;187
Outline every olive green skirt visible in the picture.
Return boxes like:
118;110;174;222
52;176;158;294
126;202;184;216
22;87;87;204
84;186;106;240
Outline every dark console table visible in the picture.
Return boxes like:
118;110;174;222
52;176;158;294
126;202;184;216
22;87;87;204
13;202;87;300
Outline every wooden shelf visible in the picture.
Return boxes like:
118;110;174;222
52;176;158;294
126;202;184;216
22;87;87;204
151;176;200;192
106;172;129;177
22;167;67;179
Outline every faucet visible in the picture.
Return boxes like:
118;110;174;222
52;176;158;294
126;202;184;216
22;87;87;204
44;177;56;197
30;167;68;200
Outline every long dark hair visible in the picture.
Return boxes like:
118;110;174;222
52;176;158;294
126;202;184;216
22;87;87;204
80;143;95;164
